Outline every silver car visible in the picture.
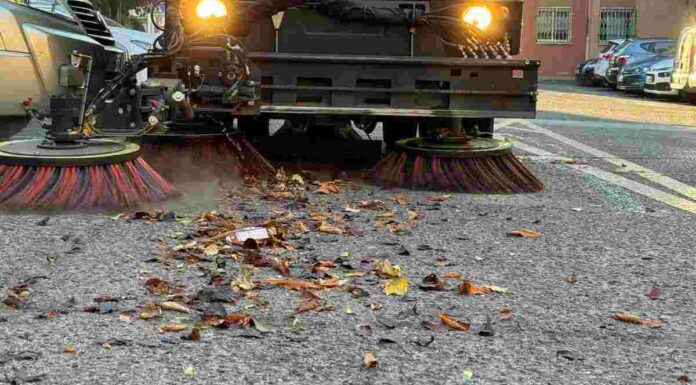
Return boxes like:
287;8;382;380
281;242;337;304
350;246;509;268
593;39;626;84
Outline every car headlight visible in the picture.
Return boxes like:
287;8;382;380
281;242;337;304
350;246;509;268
462;6;492;30
196;0;227;19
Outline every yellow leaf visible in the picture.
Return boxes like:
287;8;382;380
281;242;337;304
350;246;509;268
203;244;220;256
364;351;378;368
139;302;161;320
459;280;492;296
173;241;197;251
380;260;402;278
384;277;408;296
345;304;353;314
160;301;190;313
101;343;112;350
291;174;304;185
156;324;188;333
407;210;418;221
296;221;309;233
317;181;340;194
506;229;540;238
184;366;196;375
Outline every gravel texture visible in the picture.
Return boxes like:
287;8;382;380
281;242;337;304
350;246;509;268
1;157;695;385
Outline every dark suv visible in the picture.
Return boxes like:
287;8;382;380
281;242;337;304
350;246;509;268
605;38;675;89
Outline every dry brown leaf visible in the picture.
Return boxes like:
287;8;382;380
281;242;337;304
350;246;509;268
389;195;409;205
506;229;541;238
459;280;492;296
156;324;188;333
379;260;402;278
611;313;661;328
376;211;396;220
677;375;689;383
185;328;201;341
565;272;577;284
317;181;340;194
500;306;514;321
260;277;323;291
437;313;470;331
296;221;309;233
224;313;252;327
364;351;378;368
407;210;418;221
63;345;76;354
272;258;291;276
317;221;345;235
427;194;451;202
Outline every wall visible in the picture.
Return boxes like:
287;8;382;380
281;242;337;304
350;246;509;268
519;0;590;77
636;0;695;38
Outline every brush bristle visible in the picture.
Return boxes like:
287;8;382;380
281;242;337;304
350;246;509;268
0;157;178;210
140;136;274;180
370;152;544;193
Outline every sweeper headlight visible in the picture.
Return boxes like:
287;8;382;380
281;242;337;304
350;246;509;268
195;0;227;19
179;0;249;36
462;6;492;30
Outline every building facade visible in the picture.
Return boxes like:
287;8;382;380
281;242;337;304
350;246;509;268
518;0;696;77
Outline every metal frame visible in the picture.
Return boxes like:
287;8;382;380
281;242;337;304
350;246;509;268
599;7;636;44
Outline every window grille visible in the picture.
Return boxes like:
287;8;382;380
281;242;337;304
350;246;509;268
599;7;636;43
536;7;572;43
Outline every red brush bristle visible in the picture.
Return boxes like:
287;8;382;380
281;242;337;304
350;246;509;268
370;153;544;193
0;157;178;210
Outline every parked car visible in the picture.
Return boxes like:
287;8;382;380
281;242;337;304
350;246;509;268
593;39;627;85
575;58;599;86
617;54;674;93
644;58;678;97
670;26;696;103
606;38;676;89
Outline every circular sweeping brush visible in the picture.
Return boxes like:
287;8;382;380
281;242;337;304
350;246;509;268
0;139;178;210
370;136;544;193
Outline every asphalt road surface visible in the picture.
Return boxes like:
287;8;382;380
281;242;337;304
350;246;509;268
1;83;695;385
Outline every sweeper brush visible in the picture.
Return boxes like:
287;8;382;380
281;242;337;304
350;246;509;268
0;139;178;210
137;133;276;183
370;136;544;193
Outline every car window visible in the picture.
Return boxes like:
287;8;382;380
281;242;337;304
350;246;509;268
14;0;75;21
639;42;654;52
652;41;674;53
601;42;618;53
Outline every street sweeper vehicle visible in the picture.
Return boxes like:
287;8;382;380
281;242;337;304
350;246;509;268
0;0;542;210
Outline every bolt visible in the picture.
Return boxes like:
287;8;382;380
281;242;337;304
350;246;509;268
129;122;136;128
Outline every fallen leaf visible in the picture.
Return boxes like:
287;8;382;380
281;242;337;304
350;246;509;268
677;375;689;383
101;343;112;350
272;258;291;277
184;328;201;341
317;181;340;194
484;285;512;294
156;324;188;333
647;287;660;300
144;278;182;295
261;277;322;291
296;221;309;233
379;260;402;278
384;277;408;296
317;221;345;235
463;369;474;380
139;302;162;320
407;210;418;221
565;272;577;284
376;211;396;220
173;240;197;251
427;194;451;202
345;304;354;314
290;174;304;185
422;320;450;332
224;313;252;328
438;313;470;331
63;345;76;354
160;301;190;313
364;351;378;368
500;306;514;321
389;195;409;205
506;229;540;238
296;291;321;313
459;280;492;296
184;366;196;375
419;274;446;291
344;206;361;213
442;271;461;279
203;244;220;256
611;313;661;328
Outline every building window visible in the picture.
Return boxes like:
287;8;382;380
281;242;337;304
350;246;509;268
536;7;572;44
599;7;636;43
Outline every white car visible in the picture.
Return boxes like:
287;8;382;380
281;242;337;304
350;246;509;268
644;58;678;96
593;39;627;84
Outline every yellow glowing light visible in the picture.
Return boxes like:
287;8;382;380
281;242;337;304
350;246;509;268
462;6;492;30
196;0;227;19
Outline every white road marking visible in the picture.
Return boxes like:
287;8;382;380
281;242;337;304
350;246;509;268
511;140;696;215
506;119;696;201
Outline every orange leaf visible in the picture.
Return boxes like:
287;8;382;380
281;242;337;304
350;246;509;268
364;351;378;368
389;195;409;205
224;314;252;327
506;229;540;238
442;271;461;279
427;194;451;202
317;181;340;194
459;280;492;296
376;211;396;220
156;324;187;333
611;313;661;328
63;345;76;354
317;221;345;235
437;313;470;331
260;277;323;291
